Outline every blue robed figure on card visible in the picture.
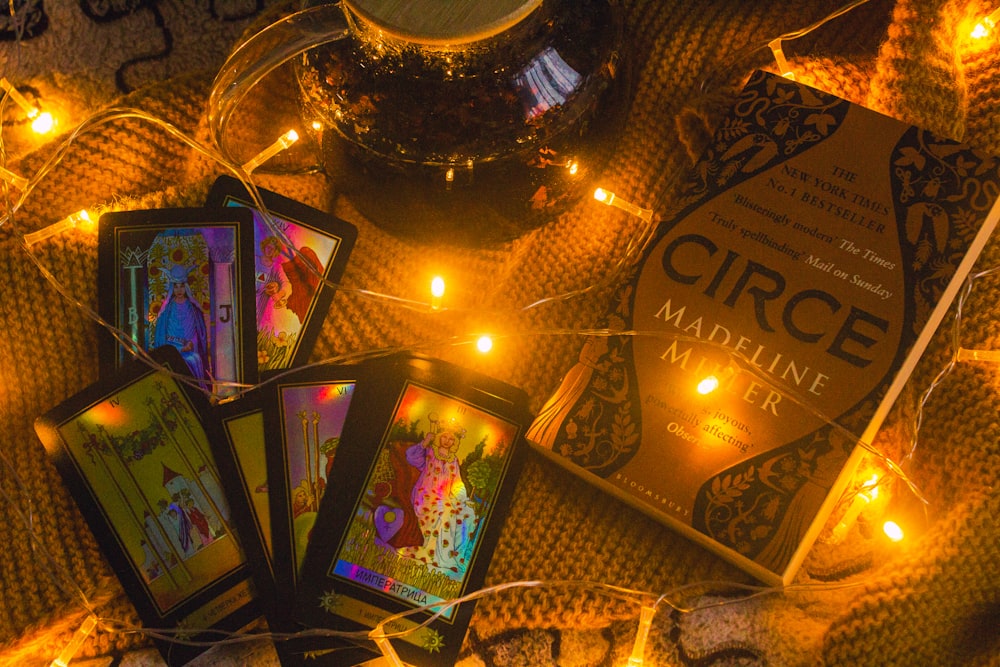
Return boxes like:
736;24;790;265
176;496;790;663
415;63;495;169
154;263;209;385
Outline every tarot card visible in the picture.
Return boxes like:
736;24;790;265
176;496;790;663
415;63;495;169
292;355;531;667
97;207;258;399
209;388;278;622
206;175;358;373
261;363;363;639
34;347;260;666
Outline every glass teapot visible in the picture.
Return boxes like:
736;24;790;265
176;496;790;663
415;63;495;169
209;0;625;245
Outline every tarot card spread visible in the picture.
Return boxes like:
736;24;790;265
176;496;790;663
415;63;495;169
206;175;358;373
35;349;258;666
98;208;257;399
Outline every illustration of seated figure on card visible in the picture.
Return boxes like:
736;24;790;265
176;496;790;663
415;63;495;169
152;264;209;385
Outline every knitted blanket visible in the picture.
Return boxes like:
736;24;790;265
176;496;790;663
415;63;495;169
2;0;999;665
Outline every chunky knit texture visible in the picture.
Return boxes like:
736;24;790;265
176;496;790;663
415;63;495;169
1;0;999;664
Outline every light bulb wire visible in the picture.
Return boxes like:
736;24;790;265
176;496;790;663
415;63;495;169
700;0;873;95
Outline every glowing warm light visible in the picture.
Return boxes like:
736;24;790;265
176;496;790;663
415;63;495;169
828;473;882;544
476;336;493;353
445;167;455;183
768;38;796;79
956;346;1000;362
567;160;579;175
697;375;720;395
1;77;44;119
311;120;323;131
241;129;300;173
883;520;904;542
49;614;99;667
862;474;880;500
31;110;54;134
430;276;445;299
23;210;93;246
625;605;656;667
430;276;445;310
971;7;1000;38
592;188;654;222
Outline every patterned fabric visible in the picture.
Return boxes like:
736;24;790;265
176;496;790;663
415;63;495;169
1;0;999;665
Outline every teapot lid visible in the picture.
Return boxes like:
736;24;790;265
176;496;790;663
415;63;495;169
343;0;543;45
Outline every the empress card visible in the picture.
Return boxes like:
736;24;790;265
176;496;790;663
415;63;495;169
35;347;258;666
294;356;530;667
97;207;257;399
206;175;358;372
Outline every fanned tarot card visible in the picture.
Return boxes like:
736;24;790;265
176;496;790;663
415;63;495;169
35;347;259;666
97;207;258;399
206;175;358;373
292;356;530;667
249;363;365;665
209;388;277;625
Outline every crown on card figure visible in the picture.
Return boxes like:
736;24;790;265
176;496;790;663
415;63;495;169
427;412;466;443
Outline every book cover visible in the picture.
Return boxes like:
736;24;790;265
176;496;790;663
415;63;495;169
527;70;1000;586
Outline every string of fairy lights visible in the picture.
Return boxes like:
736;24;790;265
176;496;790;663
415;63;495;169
2;2;1000;666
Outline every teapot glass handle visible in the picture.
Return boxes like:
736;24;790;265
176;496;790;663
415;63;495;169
208;2;351;165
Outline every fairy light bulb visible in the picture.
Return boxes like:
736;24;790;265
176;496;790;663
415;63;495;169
626;605;656;667
971;7;1000;38
956;347;1000;362
883;520;904;542
49;614;98;667
863;474;879;500
829;473;881;543
430;276;445;309
476;335;494;353
23;209;93;246
0;78;55;135
241;129;299;173
369;627;405;667
592;188;654;222
768;38;796;79
31;111;55;134
697;375;720;395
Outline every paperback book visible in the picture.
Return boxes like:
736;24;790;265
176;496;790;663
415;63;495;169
527;70;1000;585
